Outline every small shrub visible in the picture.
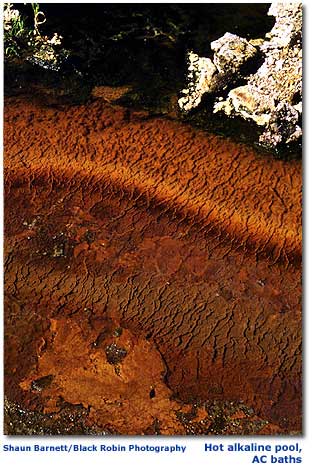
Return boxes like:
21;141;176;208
3;3;63;66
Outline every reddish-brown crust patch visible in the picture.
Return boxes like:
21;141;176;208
4;95;302;433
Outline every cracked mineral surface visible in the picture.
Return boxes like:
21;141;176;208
4;90;301;434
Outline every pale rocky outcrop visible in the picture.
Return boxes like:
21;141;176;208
178;52;218;112
211;32;258;75
179;3;302;148
178;33;258;112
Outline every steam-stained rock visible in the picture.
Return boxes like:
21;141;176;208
215;3;302;147
178;34;258;112
178;52;218;112
180;3;302;148
211;33;258;74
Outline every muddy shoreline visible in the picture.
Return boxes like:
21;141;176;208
4;91;302;435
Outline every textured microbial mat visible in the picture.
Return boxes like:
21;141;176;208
4;92;301;435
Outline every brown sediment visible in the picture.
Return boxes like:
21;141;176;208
91;85;133;102
4;93;302;434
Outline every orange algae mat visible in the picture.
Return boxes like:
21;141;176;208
4;95;302;434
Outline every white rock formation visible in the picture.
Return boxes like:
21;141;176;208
179;2;302;148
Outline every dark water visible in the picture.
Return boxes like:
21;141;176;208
7;4;273;95
19;3;273;84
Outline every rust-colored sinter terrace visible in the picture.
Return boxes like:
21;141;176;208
4;96;301;434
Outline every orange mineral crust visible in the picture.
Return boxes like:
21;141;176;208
4;95;302;434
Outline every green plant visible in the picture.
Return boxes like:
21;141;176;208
3;3;26;57
4;2;62;64
31;3;46;36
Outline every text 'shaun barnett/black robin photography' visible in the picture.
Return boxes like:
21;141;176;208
3;3;302;435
